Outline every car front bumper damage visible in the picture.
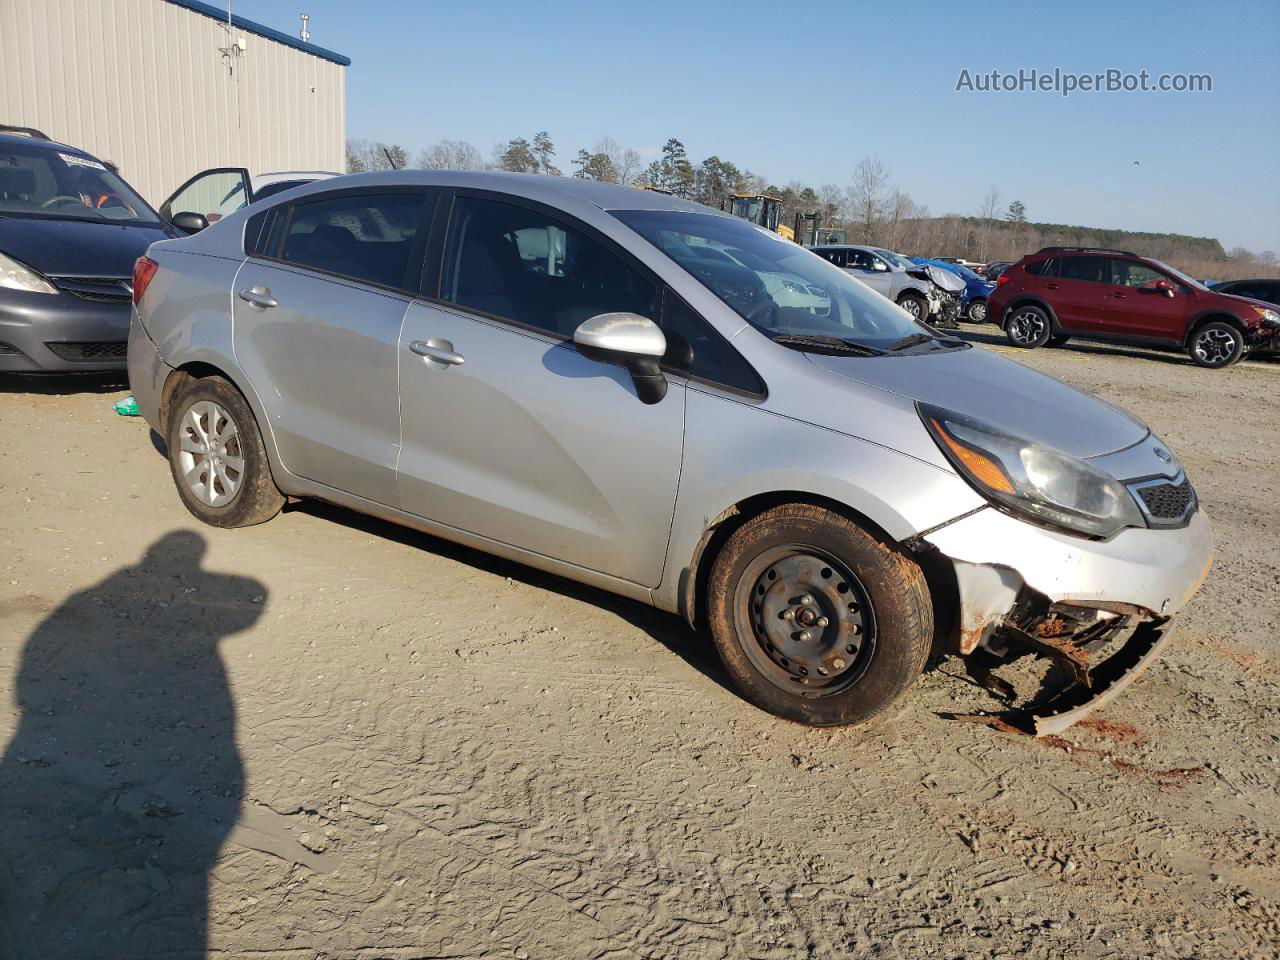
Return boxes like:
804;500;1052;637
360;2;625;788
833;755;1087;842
918;505;1213;735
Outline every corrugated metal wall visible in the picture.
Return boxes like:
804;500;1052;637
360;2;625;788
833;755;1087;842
0;0;345;207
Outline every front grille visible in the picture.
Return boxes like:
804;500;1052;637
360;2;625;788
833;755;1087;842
50;276;133;303
45;341;128;361
1131;475;1196;524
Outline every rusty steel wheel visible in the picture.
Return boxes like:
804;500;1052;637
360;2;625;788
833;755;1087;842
736;547;876;696
707;504;933;728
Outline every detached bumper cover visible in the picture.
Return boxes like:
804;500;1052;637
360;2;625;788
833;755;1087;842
1024;617;1175;736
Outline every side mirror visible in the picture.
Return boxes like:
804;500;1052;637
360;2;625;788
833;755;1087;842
573;313;668;404
1141;278;1175;298
171;211;209;235
872;261;889;272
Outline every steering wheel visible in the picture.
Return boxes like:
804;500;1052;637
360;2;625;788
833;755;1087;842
41;195;86;209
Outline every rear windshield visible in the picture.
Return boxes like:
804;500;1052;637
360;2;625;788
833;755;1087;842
0;142;161;225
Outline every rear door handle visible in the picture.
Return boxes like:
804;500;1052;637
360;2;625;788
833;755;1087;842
1045;283;1060;290
410;339;465;366
238;285;277;308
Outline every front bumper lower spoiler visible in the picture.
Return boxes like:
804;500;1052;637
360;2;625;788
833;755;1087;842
1018;617;1175;737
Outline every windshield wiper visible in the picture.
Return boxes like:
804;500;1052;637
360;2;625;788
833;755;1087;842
884;332;935;353
770;334;885;356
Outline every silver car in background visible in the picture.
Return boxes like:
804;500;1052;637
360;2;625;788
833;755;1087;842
809;243;944;324
127;171;1211;733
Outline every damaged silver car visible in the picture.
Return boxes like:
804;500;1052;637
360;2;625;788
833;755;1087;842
127;171;1212;733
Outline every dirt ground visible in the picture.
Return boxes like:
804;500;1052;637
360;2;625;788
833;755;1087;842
1;334;1278;959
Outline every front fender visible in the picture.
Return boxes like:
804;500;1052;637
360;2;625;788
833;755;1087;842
653;386;985;615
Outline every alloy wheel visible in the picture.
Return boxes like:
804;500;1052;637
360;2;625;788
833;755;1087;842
1193;327;1237;366
176;401;244;507
1008;310;1045;344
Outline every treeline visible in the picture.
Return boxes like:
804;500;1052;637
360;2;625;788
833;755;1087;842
345;134;1279;281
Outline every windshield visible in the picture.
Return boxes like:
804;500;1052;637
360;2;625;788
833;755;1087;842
614;210;939;350
876;249;915;270
1151;259;1209;292
0;143;161;225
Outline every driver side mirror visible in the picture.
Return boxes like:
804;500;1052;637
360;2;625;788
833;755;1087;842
871;261;889;272
573;313;668;405
1142;278;1176;298
171;211;209;235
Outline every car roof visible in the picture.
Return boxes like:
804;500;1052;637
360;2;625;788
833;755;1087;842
0;130;90;154
273;169;721;214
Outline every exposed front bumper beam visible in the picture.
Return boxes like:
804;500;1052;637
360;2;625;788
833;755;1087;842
920;505;1211;734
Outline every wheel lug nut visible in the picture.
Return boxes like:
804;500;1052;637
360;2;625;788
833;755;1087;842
832;658;846;670
798;631;811;642
780;609;794;621
816;617;829;627
800;594;812;605
817;667;829;676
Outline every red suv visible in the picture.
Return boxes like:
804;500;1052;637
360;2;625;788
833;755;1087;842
988;247;1280;368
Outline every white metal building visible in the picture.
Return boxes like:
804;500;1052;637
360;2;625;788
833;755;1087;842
0;0;348;206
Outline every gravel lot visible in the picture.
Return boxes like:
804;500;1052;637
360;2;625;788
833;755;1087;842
1;334;1278;959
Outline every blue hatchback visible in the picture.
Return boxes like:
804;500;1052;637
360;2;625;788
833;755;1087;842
910;258;996;323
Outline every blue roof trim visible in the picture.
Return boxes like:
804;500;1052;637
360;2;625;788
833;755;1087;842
163;0;351;66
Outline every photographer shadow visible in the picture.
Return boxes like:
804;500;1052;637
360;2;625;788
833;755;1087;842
0;531;264;959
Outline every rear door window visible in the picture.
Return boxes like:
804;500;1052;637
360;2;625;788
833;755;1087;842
275;192;428;290
1058;256;1109;283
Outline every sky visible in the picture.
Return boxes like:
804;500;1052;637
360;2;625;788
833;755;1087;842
245;0;1280;252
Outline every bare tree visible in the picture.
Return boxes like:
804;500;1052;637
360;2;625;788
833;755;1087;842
884;189;917;250
417;139;485;171
847;156;890;245
595;137;642;185
817;183;845;225
978;186;1001;262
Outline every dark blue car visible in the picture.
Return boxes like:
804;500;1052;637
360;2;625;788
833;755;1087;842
910;257;996;323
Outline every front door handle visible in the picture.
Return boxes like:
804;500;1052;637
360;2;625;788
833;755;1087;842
238;285;277;308
1045;283;1060;290
410;339;465;366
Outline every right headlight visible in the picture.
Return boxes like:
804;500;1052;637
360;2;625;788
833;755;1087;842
920;404;1146;539
0;251;56;294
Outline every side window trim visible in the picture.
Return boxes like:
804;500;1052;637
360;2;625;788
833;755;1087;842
660;287;766;399
245;185;436;295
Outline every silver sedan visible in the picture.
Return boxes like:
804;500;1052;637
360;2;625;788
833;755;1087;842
127;171;1211;733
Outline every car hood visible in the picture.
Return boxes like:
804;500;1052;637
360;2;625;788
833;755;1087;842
807;345;1148;458
0;215;174;277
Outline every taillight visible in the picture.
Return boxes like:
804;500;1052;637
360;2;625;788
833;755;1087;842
996;273;1010;286
132;256;158;305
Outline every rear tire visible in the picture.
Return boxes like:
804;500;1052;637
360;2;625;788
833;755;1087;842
896;292;928;322
1004;305;1052;348
706;504;933;728
967;298;988;323
166;376;285;528
1187;321;1245;368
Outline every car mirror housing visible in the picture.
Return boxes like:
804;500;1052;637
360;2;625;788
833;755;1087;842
573;313;668;405
171;211;209;235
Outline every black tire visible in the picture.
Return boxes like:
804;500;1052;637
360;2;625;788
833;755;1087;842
1187;321;1245;368
966;298;988;323
166;376;285;527
1048;334;1071;347
1004;304;1052;348
896;292;928;322
706;504;933;727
